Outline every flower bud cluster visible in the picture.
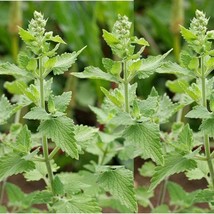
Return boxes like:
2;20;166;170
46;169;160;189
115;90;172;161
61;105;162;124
190;10;208;37
112;14;131;40
28;11;46;38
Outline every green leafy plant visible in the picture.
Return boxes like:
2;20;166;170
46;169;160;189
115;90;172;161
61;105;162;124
2;8;213;214
136;10;214;212
73;14;173;212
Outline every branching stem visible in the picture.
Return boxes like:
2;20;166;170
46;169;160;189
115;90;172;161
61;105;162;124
39;57;54;192
201;56;214;188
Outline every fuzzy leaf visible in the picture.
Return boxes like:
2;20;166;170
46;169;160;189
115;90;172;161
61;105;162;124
24;107;50;120
97;166;137;212
72;66;118;83
52;176;64;195
5;183;25;206
185;161;209;180
200;118;214;137
52;47;85;75
186;106;212;119
38;117;78;159
166;79;189;93
138;161;156;177
135;187;153;208
53;195;101;213
193;189;214;203
0;153;35;181
167;181;197;207
177;124;193;152
4;80;28;95
49;35;66;44
102;30;119;46
124;123;163;165
31;191;53;205
74;125;98;143
157;61;194;77
150;153;197;190
101;87;122;108
53;91;72;112
0;95;20;125
157;94;181;123
180;26;197;42
138;50;172;78
16;125;32;153
18;27;35;42
24;160;58;182
0;62;28;78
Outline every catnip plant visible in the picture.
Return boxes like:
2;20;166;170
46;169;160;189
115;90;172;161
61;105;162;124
136;10;214;213
72;14;176;213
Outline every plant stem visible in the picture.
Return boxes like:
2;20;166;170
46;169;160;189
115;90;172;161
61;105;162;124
39;57;54;192
0;179;6;205
123;60;129;113
49;146;60;160
201;56;214;188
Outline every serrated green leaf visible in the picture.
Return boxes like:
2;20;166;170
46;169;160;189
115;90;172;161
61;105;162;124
31;190;53;204
16;125;31;153
97;166;137;212
185;161;209;180
138;50;172;79
74;125;98;143
109;112;135;126
0;95;20;125
101;87;122;108
49;35;66;44
135;187;153;208
177;124;193;152
182;83;201;101
150;153;197;190
206;57;214;75
185;105;212;119
193;189;214;203
167;182;189;206
53;195;101;213
124;123;163;164
72;66;118;83
132;37;149;46
0;153;35;181
24;107;50;120
18;27;35;42
166;79;189;93
129;59;142;73
200;118;214;137
152;204;169;213
38;117;78;159
5;183;25;206
102;29;119;46
24;160;58;182
52;47;85;75
138;161;156;177
52;176;64;195
180;26;197;41
44;57;57;72
53;91;72;112
0;62;28;78
157;94;181;123
4;80;27;95
156;61;194;77
188;57;199;71
26;58;37;72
